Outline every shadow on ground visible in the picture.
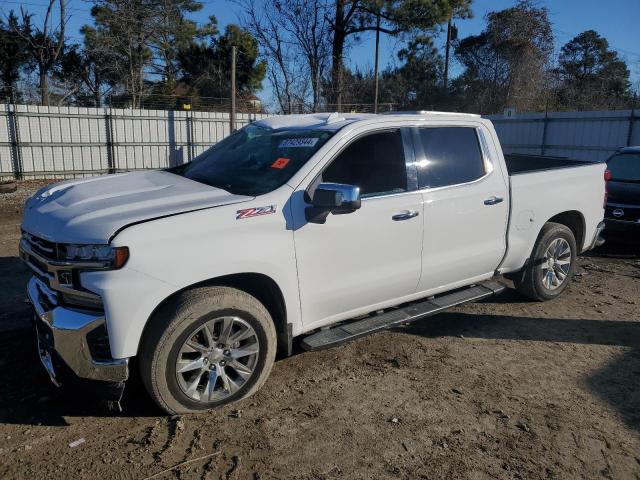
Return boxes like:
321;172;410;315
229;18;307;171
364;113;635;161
402;311;640;433
0;327;164;427
0;257;163;426
591;232;640;259
2;306;638;435
0;235;638;430
0;257;32;333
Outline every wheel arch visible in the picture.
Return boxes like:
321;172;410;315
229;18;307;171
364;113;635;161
505;209;585;282
546;210;586;251
138;272;290;357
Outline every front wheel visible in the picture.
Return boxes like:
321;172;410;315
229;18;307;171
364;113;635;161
513;222;577;301
139;286;277;414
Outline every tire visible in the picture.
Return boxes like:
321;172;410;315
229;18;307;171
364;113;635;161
0;181;17;194
513;222;577;302
139;286;277;415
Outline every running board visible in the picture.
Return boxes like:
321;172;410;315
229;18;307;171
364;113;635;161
300;280;506;351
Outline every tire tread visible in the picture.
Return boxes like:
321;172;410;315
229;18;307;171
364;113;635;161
514;222;576;302
139;286;277;414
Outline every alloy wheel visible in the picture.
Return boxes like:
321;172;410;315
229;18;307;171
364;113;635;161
175;316;260;402
541;238;572;290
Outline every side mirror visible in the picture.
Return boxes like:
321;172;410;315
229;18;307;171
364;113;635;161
305;182;361;224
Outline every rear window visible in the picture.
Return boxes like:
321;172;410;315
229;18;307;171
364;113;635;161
607;153;640;182
414;127;486;189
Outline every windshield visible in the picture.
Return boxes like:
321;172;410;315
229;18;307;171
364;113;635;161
607;153;640;182
170;125;334;195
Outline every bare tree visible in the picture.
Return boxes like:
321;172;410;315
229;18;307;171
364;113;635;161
272;0;331;111
241;1;297;113
14;0;66;105
238;0;331;113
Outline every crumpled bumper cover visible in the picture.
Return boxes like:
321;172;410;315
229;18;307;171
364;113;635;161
27;276;129;384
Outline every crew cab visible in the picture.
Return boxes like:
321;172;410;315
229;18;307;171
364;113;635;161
19;112;606;414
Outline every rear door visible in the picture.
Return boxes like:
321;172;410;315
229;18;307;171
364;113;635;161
412;125;509;294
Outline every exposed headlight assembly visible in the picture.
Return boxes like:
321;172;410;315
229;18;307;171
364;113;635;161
61;244;129;269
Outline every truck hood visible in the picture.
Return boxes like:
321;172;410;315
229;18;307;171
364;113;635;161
21;170;252;244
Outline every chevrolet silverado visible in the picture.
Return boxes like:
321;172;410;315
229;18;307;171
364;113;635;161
19;112;607;414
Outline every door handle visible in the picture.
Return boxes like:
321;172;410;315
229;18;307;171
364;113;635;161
484;196;504;206
392;210;420;221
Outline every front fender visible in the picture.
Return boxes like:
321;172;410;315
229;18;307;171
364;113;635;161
83;190;301;359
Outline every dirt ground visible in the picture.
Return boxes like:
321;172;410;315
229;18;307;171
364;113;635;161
1;181;639;480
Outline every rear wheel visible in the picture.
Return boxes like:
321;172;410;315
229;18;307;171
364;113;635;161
139;286;277;414
513;222;576;301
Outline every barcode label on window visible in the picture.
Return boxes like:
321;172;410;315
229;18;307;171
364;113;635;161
278;138;319;148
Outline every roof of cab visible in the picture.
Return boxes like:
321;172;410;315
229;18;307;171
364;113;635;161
253;111;482;132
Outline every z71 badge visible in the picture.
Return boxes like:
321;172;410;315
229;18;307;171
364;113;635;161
236;205;277;220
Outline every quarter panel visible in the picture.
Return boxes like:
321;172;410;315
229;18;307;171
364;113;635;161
500;163;606;272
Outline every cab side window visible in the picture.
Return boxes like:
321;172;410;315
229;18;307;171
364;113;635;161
322;130;407;198
415;127;486;189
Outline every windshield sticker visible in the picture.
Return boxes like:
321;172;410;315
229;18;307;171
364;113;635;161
278;138;319;149
271;157;291;169
236;205;277;220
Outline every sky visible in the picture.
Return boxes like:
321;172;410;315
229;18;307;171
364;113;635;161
3;0;640;105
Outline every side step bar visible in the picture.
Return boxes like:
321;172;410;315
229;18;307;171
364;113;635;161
300;280;506;351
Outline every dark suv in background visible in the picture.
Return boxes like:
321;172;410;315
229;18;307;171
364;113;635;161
604;146;640;235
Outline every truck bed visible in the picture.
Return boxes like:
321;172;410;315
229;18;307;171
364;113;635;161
504;153;595;175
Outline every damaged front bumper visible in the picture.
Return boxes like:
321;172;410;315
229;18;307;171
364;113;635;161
27;276;129;400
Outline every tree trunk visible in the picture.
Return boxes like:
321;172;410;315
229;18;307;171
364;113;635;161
311;61;320;112
94;70;102;107
40;67;50;106
330;0;346;110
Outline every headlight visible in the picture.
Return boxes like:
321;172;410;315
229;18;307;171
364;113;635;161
61;244;129;269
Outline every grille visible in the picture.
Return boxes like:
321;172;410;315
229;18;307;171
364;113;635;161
21;231;104;309
23;232;59;260
606;205;640;222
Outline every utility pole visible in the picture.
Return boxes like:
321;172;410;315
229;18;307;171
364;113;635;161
231;45;237;131
373;12;381;113
443;15;452;90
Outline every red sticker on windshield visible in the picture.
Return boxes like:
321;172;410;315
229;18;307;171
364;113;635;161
271;157;290;169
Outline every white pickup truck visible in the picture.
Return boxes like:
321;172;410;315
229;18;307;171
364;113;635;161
20;112;606;414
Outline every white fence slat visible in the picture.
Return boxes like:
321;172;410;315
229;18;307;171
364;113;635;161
5;107;634;180
486;109;637;162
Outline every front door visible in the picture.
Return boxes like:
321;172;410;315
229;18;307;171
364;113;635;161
291;129;424;328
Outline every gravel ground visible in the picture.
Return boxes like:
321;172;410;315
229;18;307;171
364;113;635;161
0;180;50;220
0;180;639;480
